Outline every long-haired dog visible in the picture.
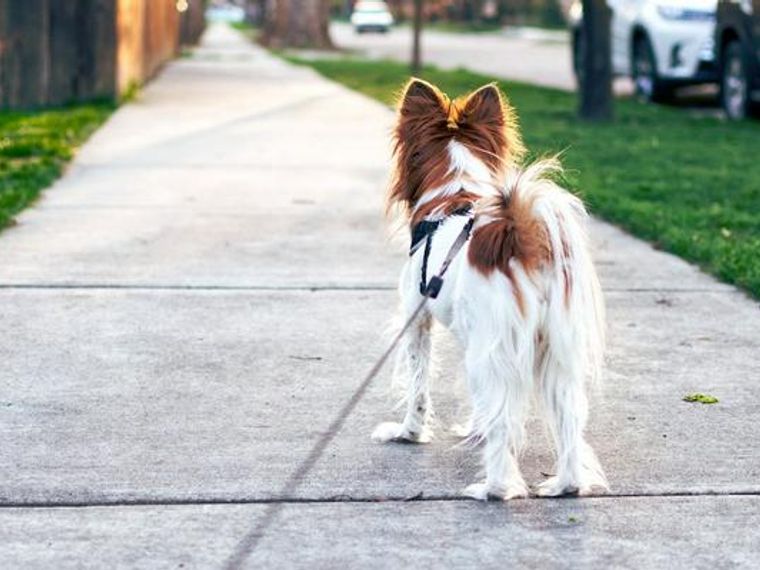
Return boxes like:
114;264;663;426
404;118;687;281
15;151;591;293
371;79;607;500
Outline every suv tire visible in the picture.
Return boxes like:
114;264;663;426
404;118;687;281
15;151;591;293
632;35;673;103
720;40;753;120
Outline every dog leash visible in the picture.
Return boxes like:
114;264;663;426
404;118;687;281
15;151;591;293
224;216;475;568
364;215;475;386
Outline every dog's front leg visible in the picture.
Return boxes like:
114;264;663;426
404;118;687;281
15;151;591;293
372;311;433;444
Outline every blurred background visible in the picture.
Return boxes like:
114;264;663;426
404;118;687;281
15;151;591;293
212;0;759;117
3;1;758;115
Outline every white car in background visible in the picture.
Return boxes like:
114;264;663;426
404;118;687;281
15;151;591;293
351;1;394;34
571;0;718;101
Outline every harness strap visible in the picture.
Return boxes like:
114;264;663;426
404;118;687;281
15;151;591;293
420;216;475;299
409;205;473;256
420;233;433;295
410;220;442;256
410;205;474;298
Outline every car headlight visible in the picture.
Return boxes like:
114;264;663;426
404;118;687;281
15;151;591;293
656;5;714;21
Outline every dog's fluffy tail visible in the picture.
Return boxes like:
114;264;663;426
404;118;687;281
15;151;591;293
524;158;605;387
466;157;607;490
472;157;605;386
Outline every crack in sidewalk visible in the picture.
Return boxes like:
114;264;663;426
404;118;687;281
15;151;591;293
1;489;759;509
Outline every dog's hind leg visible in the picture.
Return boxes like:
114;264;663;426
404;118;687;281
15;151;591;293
372;311;434;444
462;346;530;501
535;352;607;496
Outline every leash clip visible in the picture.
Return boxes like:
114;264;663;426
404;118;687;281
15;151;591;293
424;276;444;299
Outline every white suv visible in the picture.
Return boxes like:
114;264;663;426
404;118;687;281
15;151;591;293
571;0;718;101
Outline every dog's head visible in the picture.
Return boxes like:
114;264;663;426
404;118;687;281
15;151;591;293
389;78;524;215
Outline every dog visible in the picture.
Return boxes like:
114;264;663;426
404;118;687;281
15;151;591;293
371;79;608;500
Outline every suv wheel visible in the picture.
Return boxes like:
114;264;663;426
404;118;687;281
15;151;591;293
632;36;672;103
721;41;751;120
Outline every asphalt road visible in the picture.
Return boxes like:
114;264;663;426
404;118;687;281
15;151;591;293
330;22;730;111
331;22;635;94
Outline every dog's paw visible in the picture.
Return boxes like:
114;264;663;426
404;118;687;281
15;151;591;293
462;480;529;501
371;422;431;444
371;422;405;442
535;476;594;497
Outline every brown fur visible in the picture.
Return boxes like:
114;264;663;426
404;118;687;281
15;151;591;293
468;189;553;313
410;190;480;226
389;79;524;215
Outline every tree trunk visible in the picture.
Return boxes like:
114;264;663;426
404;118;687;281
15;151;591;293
411;0;422;74
578;0;612;121
262;0;332;49
180;0;207;45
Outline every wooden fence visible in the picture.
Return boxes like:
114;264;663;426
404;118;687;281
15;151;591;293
0;0;206;110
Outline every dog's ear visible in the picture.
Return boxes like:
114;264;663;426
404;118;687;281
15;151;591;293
462;83;505;125
398;78;447;118
456;82;525;168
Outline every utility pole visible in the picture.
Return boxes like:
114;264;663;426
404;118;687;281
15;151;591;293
579;0;613;121
411;0;422;75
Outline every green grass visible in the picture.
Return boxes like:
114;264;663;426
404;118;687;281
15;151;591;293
0;102;114;230
229;21;254;31
285;56;760;298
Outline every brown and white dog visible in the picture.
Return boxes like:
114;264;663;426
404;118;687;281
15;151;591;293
371;79;607;500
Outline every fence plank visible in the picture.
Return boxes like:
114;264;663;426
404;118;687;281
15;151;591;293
1;0;181;109
75;0;117;100
1;0;50;109
48;1;78;105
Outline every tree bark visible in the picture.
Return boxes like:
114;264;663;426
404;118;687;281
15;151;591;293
578;0;612;121
180;0;207;45
262;0;332;49
411;0;422;74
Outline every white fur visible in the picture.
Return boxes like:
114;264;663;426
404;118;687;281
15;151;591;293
413;141;499;214
373;147;608;500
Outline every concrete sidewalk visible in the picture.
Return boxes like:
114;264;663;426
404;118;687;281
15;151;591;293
1;24;759;568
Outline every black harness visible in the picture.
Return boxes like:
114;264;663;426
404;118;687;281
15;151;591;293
409;206;474;297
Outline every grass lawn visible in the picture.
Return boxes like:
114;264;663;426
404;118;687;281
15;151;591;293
286;56;760;298
0;102;113;231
